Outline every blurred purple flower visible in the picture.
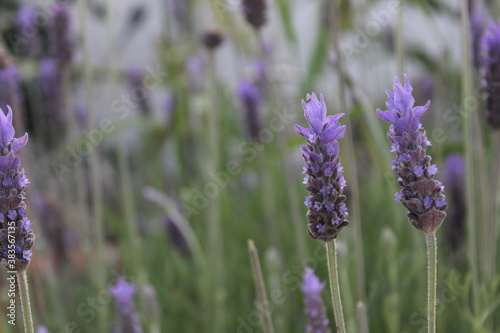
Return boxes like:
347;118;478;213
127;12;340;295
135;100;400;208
127;66;151;116
164;93;176;127
49;4;73;66
470;10;486;67
481;21;500;129
302;268;331;333
37;326;49;333
0;65;21;112
109;278;143;333
0;106;33;272
39;58;64;144
15;5;40;58
295;93;349;241
443;154;466;250
238;80;263;141
185;56;205;92
242;0;267;30
165;216;189;257
377;75;447;233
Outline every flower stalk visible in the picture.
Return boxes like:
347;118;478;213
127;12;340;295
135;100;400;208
426;232;437;333
17;271;34;333
326;241;346;333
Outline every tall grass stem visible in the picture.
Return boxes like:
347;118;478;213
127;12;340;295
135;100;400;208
248;240;275;333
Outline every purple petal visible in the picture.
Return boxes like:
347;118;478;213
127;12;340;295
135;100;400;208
376;109;399;123
303;93;326;134
320;125;346;143
413;100;430;118
294;124;311;138
0;107;15;145
11;133;28;153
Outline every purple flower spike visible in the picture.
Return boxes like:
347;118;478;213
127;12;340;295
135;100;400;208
377;75;447;233
127;66;151;116
49;4;73;66
16;5;40;58
238;80;263;141
242;0;267;30
0;106;33;272
481;21;500;129
0;65;21;112
109;278;143;333
302;268;331;333
295;93;349;242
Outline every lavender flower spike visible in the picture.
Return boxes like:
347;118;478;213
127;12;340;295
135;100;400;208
109;278;143;333
238;79;263;141
481;21;500;129
302;267;331;333
0;106;32;272
49;4;73;66
295;93;349;242
377;75;447;233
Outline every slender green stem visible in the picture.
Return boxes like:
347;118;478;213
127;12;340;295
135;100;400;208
426;232;437;333
256;32;306;260
460;0;479;312
77;1;106;330
17;271;34;333
396;0;405;76
490;133;500;277
248;240;275;333
206;51;225;332
326;241;346;333
356;301;369;333
330;0;366;303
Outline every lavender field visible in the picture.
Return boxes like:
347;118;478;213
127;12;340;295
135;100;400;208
0;0;499;332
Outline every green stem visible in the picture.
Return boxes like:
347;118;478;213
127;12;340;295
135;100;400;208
330;0;366;303
17;271;34;333
426;232;437;333
326;241;346;333
248;240;275;333
460;0;479;313
396;0;405;76
77;1;106;329
206;51;225;332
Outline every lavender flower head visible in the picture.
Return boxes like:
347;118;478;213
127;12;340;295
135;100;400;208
16;5;40;58
109;278;143;333
242;0;267;30
127;66;151;116
49;4;73;66
0;65;21;112
295;93;349;242
481;21;500;129
238;80;263;141
377;75;447;233
0;106;32;272
443;154;466;250
302;268;331;333
39;59;64;145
